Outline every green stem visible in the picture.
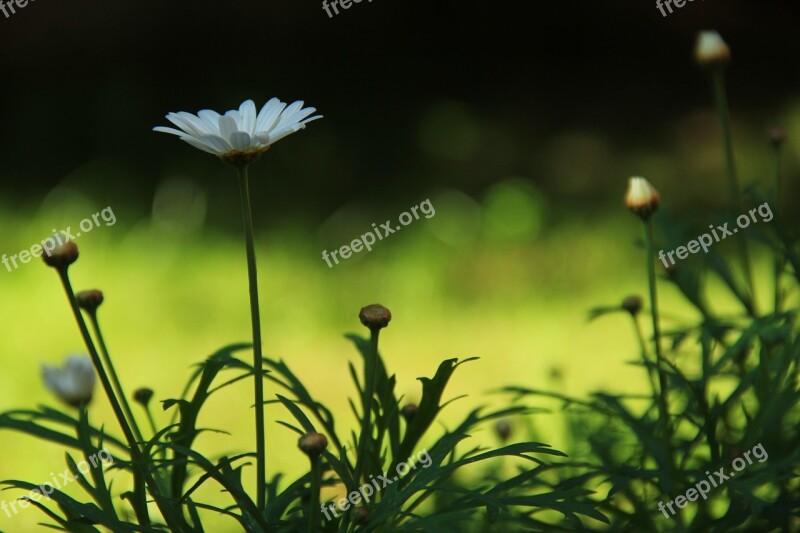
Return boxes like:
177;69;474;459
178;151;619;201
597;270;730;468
58;270;183;530
354;330;380;485
308;457;322;533
87;312;146;446
643;221;670;432
631;316;659;409
711;68;757;314
643;219;682;506
772;142;784;313
236;165;267;511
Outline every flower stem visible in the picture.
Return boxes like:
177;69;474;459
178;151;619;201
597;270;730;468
308;457;322;533
57;270;182;530
772;141;784;313
643;219;678;498
87;311;146;446
236;165;267;511
710;68;756;314
354;330;380;485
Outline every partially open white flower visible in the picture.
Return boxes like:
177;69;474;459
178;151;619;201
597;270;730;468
625;177;660;219
42;356;96;407
694;31;731;67
154;98;321;165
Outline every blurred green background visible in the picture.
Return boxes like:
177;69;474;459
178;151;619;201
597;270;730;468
1;0;800;530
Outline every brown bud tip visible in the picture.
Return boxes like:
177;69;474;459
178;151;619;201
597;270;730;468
625;177;660;220
621;295;643;316
298;432;328;459
359;304;392;330
495;420;512;443
133;388;154;406
549;366;564;382
694;31;731;68
76;290;104;312
42;239;79;269
353;507;370;525
768;127;788;147
400;403;418;423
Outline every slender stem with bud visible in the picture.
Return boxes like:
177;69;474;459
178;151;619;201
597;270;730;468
643;221;671;434
57;270;181;529
86;311;145;445
354;330;380;484
236;164;267;511
710;68;757;314
308;456;322;533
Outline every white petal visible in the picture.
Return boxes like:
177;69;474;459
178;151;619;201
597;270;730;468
197;110;222;132
176;112;215;136
219;115;239;143
154;126;188;137
224;110;242;130
256;98;287;133
199;134;233;153
239;100;257;136
166;113;205;139
229;131;252;151
181;136;223;155
268;124;304;144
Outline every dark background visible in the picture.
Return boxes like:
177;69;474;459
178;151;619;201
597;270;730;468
1;0;798;227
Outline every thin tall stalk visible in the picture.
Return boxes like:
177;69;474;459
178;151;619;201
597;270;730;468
643;220;671;436
86;311;145;446
354;330;380;484
57;270;182;530
236;165;267;511
710;69;756;314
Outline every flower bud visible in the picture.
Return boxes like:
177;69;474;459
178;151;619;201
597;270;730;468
621;295;643;316
133;388;154;407
768;127;787;147
359;304;392;331
76;290;104;313
298;432;328;459
694;31;731;68
42;237;79;270
400;403;418;423
353;507;370;525
495;420;512;443
625;177;660;220
41;356;95;407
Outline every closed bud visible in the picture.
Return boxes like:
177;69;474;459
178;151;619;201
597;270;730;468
621;295;643;316
42;237;79;270
298;432;328;459
625;177;660;220
768;127;787;147
401;403;418;423
133;388;154;407
495;420;512;443
359;304;392;331
694;31;731;68
76;290;104;313
353;507;370;525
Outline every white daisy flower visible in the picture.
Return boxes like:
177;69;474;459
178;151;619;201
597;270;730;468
154;98;322;165
42;355;96;407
